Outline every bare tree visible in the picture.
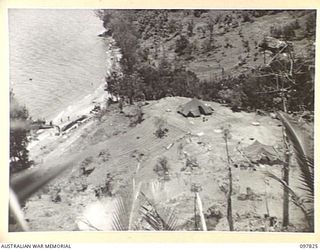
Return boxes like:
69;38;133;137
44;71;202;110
222;125;234;231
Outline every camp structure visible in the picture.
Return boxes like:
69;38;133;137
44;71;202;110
243;140;281;165
177;98;213;117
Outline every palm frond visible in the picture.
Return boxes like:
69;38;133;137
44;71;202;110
139;192;178;231
110;178;142;231
265;171;313;231
277;112;314;197
265;172;302;204
110;184;140;230
128;180;142;230
111;197;129;230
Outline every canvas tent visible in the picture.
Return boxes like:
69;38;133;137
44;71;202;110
243;140;281;165
178;98;213;117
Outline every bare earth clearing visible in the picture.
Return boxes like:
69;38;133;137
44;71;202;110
15;97;310;231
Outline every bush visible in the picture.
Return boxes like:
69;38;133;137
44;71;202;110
94;173;114;197
270;21;299;40
129;104;144;127
175;35;191;55
187;20;194;37
242;11;252;22
193;10;208;18
154;156;170;179
167;19;178;33
218;88;246;111
154;116;168;138
242;40;250;52
181;155;199;171
306;12;316;36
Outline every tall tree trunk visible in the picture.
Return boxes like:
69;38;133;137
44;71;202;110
282;93;290;228
225;139;234;231
194;192;198;230
282;143;290;228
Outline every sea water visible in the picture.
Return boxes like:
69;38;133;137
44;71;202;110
9;9;109;121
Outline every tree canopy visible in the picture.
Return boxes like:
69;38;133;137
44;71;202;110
10;91;32;173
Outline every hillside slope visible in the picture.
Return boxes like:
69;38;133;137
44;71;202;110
98;9;315;113
16;97;312;231
131;10;315;80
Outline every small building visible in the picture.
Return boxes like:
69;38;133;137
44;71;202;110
177;98;213;117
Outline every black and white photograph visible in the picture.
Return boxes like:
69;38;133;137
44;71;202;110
8;9;315;233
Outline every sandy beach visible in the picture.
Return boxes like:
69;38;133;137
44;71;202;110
27;40;121;159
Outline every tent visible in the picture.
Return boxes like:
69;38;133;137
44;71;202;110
177;98;213;117
243;140;281;165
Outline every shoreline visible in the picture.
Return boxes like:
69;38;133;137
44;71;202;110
28;37;121;151
50;37;121;126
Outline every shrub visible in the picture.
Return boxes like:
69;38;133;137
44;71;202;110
154;116;168;138
242;40;250;52
218;88;246;111
202;38;215;52
270;21;299;40
129;104;144;127
154;156;170;180
187;20;194;37
167;19;178;33
94;173;114;197
306;12;316;36
242;11;252;22
193;10;208;18
175;35;191;55
186;156;199;169
181;155;199;171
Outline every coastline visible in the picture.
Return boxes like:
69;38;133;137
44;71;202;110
50;38;121;126
27;37;121;152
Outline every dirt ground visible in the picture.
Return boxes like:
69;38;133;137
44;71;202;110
11;97;312;232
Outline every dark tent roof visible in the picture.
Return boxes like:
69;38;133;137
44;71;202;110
178;99;213;117
244;140;281;165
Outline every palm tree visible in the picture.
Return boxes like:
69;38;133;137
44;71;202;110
266;112;314;231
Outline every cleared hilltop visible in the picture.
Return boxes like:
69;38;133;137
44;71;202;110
16;97;313;231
